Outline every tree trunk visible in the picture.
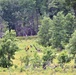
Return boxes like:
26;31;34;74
8;23;11;33
35;8;39;34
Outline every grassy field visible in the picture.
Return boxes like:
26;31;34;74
0;36;76;75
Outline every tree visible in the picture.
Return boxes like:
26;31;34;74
66;30;76;57
49;11;65;49
38;11;76;49
38;17;53;46
65;0;76;17
49;0;71;19
0;32;18;68
0;0;41;35
0;17;6;38
64;13;76;43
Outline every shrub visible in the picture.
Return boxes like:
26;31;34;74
58;50;71;68
0;33;18;68
42;47;56;63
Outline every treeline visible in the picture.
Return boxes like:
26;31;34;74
0;0;76;36
0;0;76;49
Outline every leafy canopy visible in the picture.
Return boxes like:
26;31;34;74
0;32;18;68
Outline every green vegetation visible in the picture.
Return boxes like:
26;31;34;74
0;0;76;75
0;36;76;75
66;30;76;56
0;32;18;68
38;12;76;49
58;50;71;68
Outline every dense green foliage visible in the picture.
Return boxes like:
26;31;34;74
66;30;76;56
58;51;71;65
0;0;76;73
57;51;71;69
38;12;76;48
65;0;76;16
42;47;55;63
38;17;52;46
0;32;18;68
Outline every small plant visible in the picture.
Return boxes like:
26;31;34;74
20;67;25;72
42;47;55;63
20;54;30;68
54;67;62;72
58;50;71;68
14;65;18;69
42;47;55;69
31;52;41;68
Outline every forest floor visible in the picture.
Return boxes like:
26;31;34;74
0;36;76;75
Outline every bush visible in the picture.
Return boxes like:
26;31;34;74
3;30;16;38
0;33;18;68
42;47;56;63
31;52;42;68
20;67;25;72
58;50;71;68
